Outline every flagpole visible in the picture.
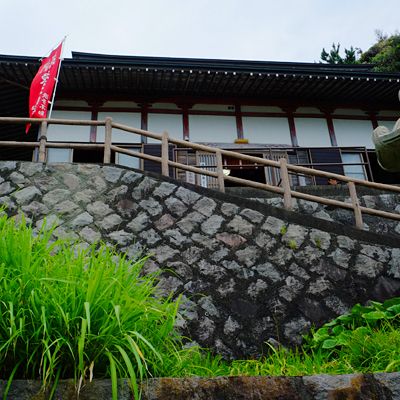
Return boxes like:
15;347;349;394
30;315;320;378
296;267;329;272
48;36;66;120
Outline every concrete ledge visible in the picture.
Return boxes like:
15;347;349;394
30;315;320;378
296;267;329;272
1;373;399;399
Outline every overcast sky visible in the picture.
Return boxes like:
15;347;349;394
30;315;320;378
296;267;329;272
0;0;399;63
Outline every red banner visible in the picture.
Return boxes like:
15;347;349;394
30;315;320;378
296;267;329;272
26;43;62;133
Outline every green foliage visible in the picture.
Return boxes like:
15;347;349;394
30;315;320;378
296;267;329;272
0;208;190;400
280;225;287;235
288;240;296;250
320;43;361;64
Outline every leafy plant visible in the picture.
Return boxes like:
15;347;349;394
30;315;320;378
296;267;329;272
0;208;187;400
288;240;296;250
280;225;287;235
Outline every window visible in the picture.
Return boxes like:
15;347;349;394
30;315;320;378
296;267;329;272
116;148;141;169
342;153;366;181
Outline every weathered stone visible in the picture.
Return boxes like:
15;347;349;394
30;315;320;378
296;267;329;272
283;317;311;345
0;196;16;211
127;212;150;232
165;196;188;216
247;279;268;300
73;189;96;203
337;235;356;250
240;208;264;223
281;224;307;248
19;162;43;176
236;246;260;267
288;263;310;280
121;170;142;184
309;229;331;250
314;209;334;221
298;199;319;213
117;199;137;215
87;201;113;216
327;248;351;269
157;276;183;297
139;229;162;245
79;226;101;244
360;244;390;263
199;297;220;317
132;177;157;200
255;232;276;251
152;245;179;263
279;276;303;302
154;214;176;231
14;186;42;204
153;182;176;198
224;316;242;335
261;216;285;236
77;164;101;175
226;216;253;235
307;278;333;295
388;248;400;278
353;254;384;278
374;371;400;398
192;233;218;249
106;185;128;201
211;247;229;262
270;247;294;267
216;232;246;247
193;197;216;217
220;202;239;216
139;198;163;216
372;276;400;302
43;189;70;206
62;173;81;190
163;229;189;245
9;172;26;184
54;200;80;215
296;246;324;266
182;246;203;264
0;182;16;196
253;262;283;282
310;260;347;282
88;175;107;192
97;214;123;230
201;215;224;236
36;214;63;230
325;296;350;315
217;279;236;297
175;186;201;204
198;260;226;281
108;230;134;246
198;317;215;342
70;212;94;228
169;262;193;280
21;201;49;216
0;161;17;171
102;166;123;182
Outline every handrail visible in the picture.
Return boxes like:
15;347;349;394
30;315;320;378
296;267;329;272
1;116;400;231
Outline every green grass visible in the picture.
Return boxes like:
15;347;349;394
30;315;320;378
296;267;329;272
1;206;400;400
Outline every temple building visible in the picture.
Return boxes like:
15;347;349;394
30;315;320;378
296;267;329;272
1;51;400;186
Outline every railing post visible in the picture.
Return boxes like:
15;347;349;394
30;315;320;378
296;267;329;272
348;181;364;229
103;117;113;163
38;121;47;162
215;150;225;193
279;157;292;211
162;131;169;176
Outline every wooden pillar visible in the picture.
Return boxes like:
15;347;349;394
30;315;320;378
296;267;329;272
348;181;364;229
283;108;298;147
280;158;292;210
38;121;47;162
182;105;190;141
216;150;225;192
141;103;148;143
104;117;112;163
235;105;244;139
162;130;169;176
90;102;99;142
367;111;379;129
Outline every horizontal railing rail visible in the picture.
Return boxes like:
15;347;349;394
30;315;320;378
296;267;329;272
1;116;400;231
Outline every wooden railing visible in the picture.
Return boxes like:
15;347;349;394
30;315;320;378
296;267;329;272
1;116;400;231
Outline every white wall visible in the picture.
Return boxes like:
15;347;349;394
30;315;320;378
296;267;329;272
189;115;237;142
242;117;291;145
294;118;331;147
48;111;92;142
147;113;183;144
333;119;375;149
97;112;142;143
377;120;399;131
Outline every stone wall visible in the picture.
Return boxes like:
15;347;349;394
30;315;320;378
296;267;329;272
1;161;400;359
3;372;400;399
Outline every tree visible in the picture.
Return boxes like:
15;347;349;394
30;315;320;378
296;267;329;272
320;43;361;64
360;30;400;72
